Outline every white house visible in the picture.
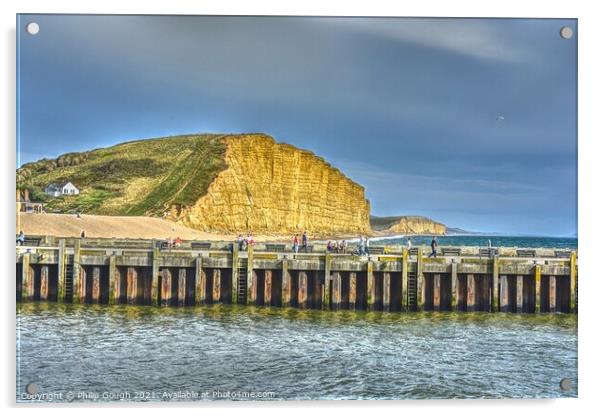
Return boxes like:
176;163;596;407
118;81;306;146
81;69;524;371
45;182;80;197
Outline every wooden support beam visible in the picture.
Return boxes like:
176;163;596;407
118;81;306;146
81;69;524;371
298;271;308;309
534;265;541;313
151;247;160;306
492;256;499;312
570;251;577;313
451;262;458;311
264;269;273;306
40;265;49;301
91;266;101;304
160;269;172;306
500;275;509;312
195;257;205;305
126;267;138;305
21;254;33;302
231;244;239;304
348;272;357;311
401;248;408;311
246;245;254;305
366;260;375;311
417;247;424;311
383;272;391;312
72;240;82;304
178;268;187;306
467;274;475;312
516;275;524;313
549;275;557;313
212;269;221;303
281;259;291;307
433;273;441;312
108;255;116;305
114;266;123;304
331;272;341;311
57;239;66;303
323;253;332;310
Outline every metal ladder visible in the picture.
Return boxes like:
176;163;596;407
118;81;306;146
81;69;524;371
64;254;74;302
237;259;247;304
407;271;417;311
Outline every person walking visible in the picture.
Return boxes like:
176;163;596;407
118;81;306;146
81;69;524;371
428;236;437;258
365;237;370;256
293;234;300;253
407;237;412;250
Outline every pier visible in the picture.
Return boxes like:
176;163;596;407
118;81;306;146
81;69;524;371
16;237;578;313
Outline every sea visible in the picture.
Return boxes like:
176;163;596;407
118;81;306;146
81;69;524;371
17;302;578;402
370;235;577;249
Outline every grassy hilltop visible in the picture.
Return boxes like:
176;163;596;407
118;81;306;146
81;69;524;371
17;134;227;216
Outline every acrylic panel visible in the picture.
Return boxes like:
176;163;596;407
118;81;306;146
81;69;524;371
16;15;577;402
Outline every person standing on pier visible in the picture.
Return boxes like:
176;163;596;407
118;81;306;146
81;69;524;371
407;237;412;250
292;234;300;253
16;230;25;246
428;236;437;258
302;231;308;252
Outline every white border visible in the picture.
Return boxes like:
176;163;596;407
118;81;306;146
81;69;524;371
2;1;600;415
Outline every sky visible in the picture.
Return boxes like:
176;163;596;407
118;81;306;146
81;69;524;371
16;15;577;236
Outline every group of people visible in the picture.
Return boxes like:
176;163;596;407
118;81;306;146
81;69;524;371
326;239;349;253
165;236;183;248
356;236;370;255
292;231;309;253
236;233;255;251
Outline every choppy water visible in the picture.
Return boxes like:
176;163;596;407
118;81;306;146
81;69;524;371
17;303;577;402
372;235;577;249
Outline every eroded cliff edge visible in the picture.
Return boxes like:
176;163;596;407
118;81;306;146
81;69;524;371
370;215;446;235
175;134;371;234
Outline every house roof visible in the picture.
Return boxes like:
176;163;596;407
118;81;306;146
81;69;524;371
46;182;76;189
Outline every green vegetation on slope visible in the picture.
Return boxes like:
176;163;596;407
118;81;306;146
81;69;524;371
17;134;227;216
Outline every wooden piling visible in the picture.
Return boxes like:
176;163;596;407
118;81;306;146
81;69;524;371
451;262;458;311
231;244;239;304
416;247;424;310
549;275;557;313
108;255;116;305
401;248;408;311
281;259;291;307
72;240;82;304
500;275;509;312
516;275;524;313
433;274;441;312
492;256;499;312
91;266;101;303
126;267;138;304
366;260;375;311
160;269;172;306
323;253;332;310
151;247;160;306
246;245;254;305
534;265;541;313
331;271;341;310
212;269;221;303
467;274;475;312
195;257;205;305
349;272;357;310
383;272;391;312
40;265;49;301
570;251;577;313
178;268;187;306
57;239;66;303
21;254;33;302
298;271;308;308
264;269;273;305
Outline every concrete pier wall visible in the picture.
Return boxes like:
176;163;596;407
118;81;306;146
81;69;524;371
16;239;578;314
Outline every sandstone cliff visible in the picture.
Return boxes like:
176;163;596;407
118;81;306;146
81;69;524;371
370;215;446;235
176;134;371;235
18;133;371;236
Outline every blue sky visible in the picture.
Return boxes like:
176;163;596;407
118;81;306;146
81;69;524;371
17;15;577;236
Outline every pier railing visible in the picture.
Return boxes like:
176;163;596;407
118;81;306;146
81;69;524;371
16;238;578;313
